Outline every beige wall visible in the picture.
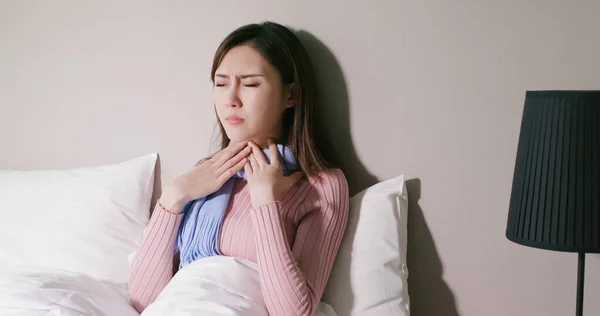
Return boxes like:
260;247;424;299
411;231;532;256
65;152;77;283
1;1;599;315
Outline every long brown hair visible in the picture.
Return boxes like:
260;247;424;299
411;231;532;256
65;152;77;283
210;21;338;177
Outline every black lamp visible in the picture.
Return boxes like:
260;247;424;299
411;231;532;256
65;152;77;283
506;90;600;316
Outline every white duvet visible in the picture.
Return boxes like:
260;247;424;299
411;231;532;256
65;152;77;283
142;256;337;316
0;256;337;316
0;264;138;316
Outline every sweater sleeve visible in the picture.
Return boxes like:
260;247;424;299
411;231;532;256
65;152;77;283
249;169;350;316
128;203;183;313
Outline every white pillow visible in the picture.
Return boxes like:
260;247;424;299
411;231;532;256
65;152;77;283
322;175;410;316
0;153;157;288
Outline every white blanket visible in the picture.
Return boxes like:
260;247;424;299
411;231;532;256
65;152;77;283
142;256;337;316
0;264;138;316
0;257;337;316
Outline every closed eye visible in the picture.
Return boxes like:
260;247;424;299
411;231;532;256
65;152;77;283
245;84;259;87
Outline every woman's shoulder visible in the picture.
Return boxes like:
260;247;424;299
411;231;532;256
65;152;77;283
299;168;349;218
306;167;346;183
305;168;349;197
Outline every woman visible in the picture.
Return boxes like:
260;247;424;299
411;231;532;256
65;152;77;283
129;21;349;316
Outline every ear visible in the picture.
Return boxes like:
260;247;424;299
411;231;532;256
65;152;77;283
283;83;295;109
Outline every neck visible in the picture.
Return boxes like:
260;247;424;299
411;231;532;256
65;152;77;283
249;138;269;149
247;134;285;149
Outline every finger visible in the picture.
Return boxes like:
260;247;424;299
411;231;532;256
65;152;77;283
244;162;253;176
249;153;260;171
215;145;251;175
213;143;248;167
267;138;280;167
249;141;267;167
192;158;208;169
217;156;248;183
213;141;248;164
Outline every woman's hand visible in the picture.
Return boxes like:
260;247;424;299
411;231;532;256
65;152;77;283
245;139;304;208
160;141;252;212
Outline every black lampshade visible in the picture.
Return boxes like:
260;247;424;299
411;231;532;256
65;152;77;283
506;91;600;253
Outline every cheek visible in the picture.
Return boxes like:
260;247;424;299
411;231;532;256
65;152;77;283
212;90;228;117
244;87;282;117
212;88;224;106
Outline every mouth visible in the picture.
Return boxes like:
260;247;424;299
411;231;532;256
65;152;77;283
225;115;245;125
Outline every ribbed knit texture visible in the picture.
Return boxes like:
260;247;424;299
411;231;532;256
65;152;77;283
129;169;349;316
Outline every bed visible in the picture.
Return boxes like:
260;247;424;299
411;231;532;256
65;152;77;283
0;153;409;316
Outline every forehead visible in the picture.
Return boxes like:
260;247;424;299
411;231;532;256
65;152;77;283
215;45;275;76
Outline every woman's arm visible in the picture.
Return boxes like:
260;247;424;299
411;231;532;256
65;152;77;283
250;169;349;316
128;201;183;312
128;143;249;312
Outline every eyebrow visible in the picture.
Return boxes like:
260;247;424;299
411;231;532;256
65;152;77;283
215;74;264;79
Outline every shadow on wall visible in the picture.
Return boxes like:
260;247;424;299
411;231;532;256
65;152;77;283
406;179;460;316
295;30;378;196
150;154;162;216
296;30;460;316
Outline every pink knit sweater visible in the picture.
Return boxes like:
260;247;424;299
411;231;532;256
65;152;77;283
128;169;349;316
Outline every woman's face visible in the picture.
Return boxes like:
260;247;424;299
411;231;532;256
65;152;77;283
213;45;294;147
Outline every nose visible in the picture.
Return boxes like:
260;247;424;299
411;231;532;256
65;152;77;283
225;85;242;108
